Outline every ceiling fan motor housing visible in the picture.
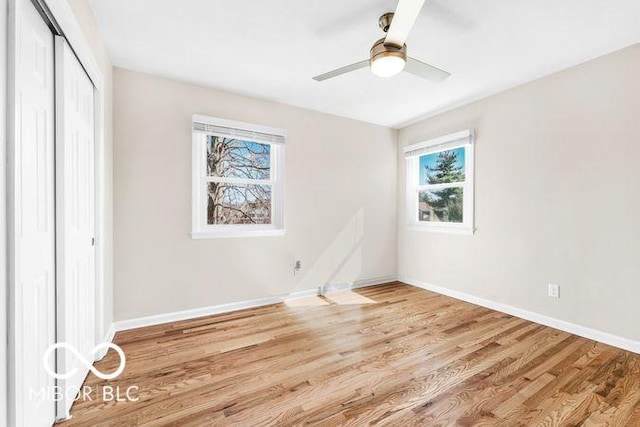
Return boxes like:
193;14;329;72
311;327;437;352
370;38;407;64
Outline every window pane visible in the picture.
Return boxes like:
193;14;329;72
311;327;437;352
419;188;463;223
207;183;271;225
419;147;465;185
207;136;271;180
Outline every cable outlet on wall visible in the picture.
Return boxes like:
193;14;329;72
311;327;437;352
293;260;302;276
548;283;560;299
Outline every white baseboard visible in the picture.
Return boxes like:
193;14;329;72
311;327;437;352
353;275;397;289
287;289;319;298
320;283;352;295
400;276;640;355
113;275;397;332
113;294;285;332
320;275;398;296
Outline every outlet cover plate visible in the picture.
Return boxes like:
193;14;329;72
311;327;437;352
548;283;560;298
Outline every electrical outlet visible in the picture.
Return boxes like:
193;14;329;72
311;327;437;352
548;283;560;299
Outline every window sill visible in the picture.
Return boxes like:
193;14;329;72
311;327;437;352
192;229;286;239
406;225;475;235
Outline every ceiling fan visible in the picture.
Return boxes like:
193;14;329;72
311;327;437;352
313;0;451;83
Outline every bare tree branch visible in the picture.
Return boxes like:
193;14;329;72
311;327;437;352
206;135;272;225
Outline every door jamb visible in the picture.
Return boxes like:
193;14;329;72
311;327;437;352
1;0;9;425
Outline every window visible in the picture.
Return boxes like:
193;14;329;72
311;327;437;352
404;130;474;234
192;115;286;238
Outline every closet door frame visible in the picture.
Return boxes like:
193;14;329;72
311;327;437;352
5;0;107;424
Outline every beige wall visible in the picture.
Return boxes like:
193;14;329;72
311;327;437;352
68;0;114;338
113;68;397;321
398;44;640;341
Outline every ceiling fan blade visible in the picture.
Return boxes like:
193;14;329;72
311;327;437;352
312;60;369;82
404;57;450;82
385;0;426;48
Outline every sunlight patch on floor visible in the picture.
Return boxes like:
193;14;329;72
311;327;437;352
285;295;330;307
285;290;377;307
324;290;377;305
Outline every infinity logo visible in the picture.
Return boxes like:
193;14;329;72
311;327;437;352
43;342;126;380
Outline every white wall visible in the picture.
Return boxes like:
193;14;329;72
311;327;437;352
113;68;397;321
67;0;114;339
398;44;640;342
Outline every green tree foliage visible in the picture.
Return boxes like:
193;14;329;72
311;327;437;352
422;150;464;222
424;150;465;185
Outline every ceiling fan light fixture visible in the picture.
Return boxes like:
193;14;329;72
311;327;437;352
370;38;407;78
371;55;406;78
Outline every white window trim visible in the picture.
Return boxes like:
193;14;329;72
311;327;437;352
191;115;286;239
404;129;475;235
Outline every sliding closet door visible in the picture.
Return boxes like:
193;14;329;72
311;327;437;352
55;37;97;419
12;0;56;425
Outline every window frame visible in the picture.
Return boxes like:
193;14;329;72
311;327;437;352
404;129;475;235
191;115;286;239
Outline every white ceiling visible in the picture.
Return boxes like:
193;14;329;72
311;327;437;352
89;0;640;128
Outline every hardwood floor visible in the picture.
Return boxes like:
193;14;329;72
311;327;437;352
59;283;640;426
